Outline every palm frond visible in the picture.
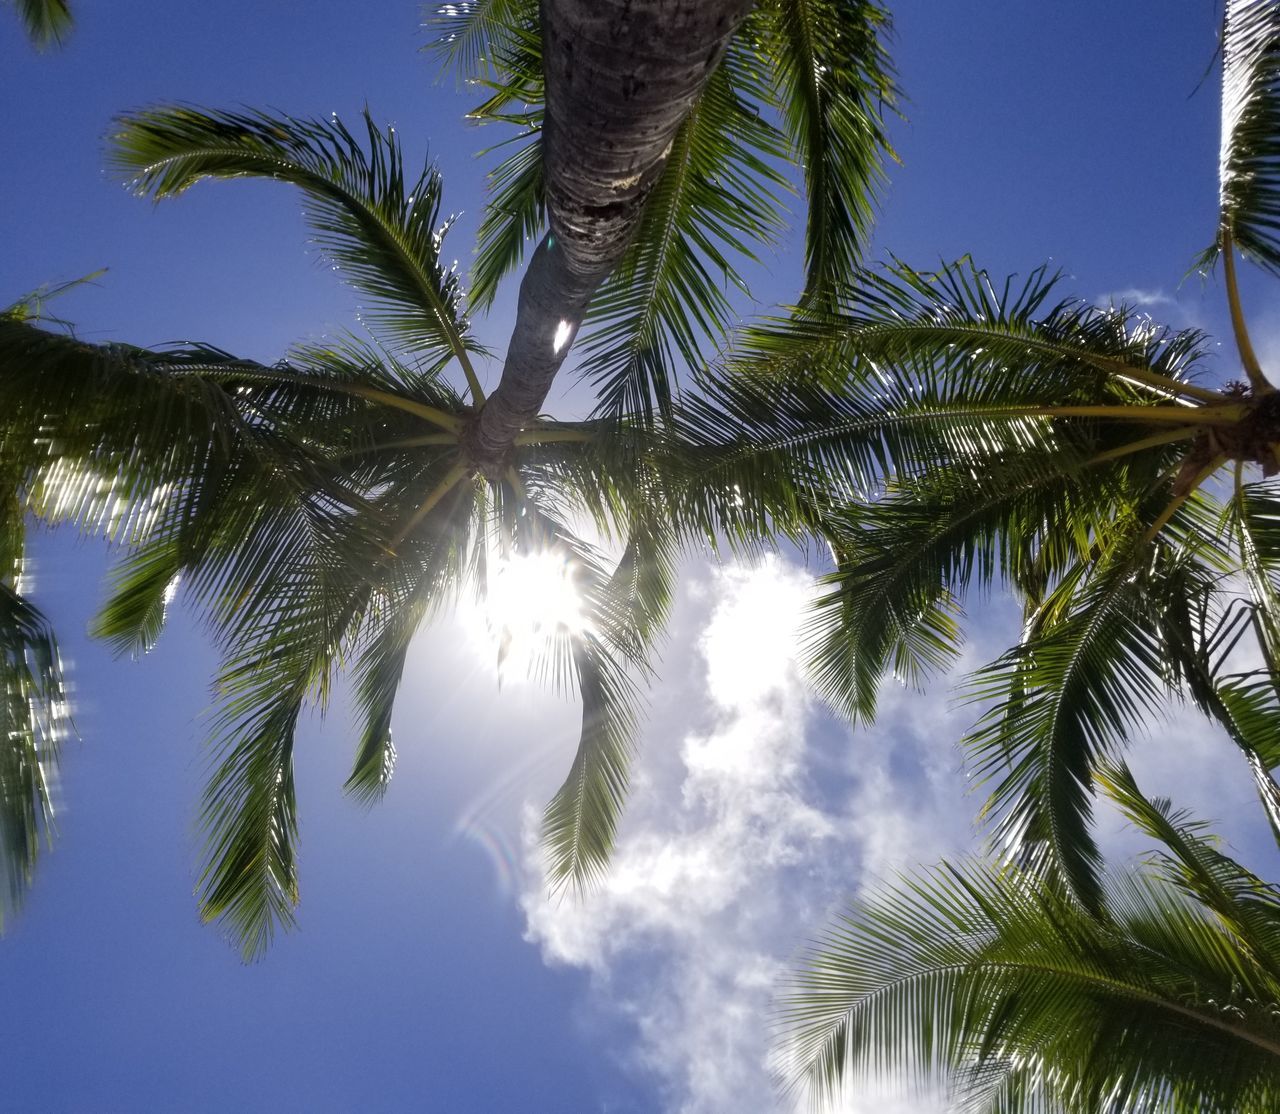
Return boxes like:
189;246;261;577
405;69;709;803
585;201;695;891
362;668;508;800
469;126;545;311
747;0;897;306
12;0;71;50
963;536;1192;911
490;501;644;891
1229;476;1280;665
1215;0;1280;273
579;44;790;422
343;493;476;803
425;0;538;80
780;855;1280;1112
1099;762;1280;979
461;24;545;309
735;259;1217;405
0;584;68;926
541;630;640;890
109;107;484;372
91;538;182;657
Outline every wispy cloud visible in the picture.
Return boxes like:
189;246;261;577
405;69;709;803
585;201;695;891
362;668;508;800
1099;286;1174;308
515;556;1276;1112
522;558;975;1112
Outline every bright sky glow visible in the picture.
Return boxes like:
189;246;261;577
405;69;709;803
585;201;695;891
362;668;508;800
467;549;586;680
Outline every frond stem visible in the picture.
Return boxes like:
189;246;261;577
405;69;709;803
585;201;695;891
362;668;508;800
505;466;528;503
1142;455;1227;544
1082;427;1200;468
1222;228;1273;394
332;433;458;459
459;351;486;407
391;463;469;548
1083;359;1227;404
167;364;463;432
513;428;596;445
1031;404;1244;426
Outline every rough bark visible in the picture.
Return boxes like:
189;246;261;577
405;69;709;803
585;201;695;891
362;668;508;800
465;0;754;475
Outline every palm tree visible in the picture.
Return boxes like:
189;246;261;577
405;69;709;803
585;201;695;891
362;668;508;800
0;0;898;952
7;0;71;49
780;763;1280;1112
758;0;1280;1101
668;0;1280;915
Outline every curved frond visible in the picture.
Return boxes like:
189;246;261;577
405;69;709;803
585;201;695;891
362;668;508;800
1098;761;1280;983
780;855;1280;1112
12;0;71;50
109;107;483;373
486;500;645;891
426;0;538;80
963;538;1192;911
541;629;639;890
579;42;790;422
735;259;1218;405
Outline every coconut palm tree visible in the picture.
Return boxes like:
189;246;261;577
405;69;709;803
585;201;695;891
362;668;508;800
670;0;1280;918
0;0;899;952
780;762;1280;1112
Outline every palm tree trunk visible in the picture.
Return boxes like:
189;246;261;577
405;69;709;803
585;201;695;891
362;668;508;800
465;0;754;475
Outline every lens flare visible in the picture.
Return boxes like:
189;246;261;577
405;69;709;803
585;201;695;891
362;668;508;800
468;550;587;680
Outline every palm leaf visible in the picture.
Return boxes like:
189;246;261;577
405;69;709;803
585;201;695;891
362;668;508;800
780;854;1280;1112
458;24;546;310
963;536;1190;911
12;0;71;49
489;501;644;891
426;0;538;80
109;107;483;373
1215;0;1280;273
734;259;1217;405
578;42;790;422
1098;761;1280;983
747;0;898;306
0;584;68;926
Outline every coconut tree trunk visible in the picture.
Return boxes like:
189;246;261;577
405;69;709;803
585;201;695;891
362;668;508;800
465;0;754;474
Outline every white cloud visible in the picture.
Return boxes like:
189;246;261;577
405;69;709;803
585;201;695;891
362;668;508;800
1099;286;1173;308
511;553;1280;1113
521;558;974;1112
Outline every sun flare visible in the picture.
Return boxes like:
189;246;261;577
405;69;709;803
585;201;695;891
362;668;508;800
469;550;587;679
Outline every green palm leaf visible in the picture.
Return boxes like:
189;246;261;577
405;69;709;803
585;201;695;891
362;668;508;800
1215;0;1280;273
780;851;1280;1112
487;501;645;890
578;42;790;422
109;107;484;376
0;584;68;927
1098;761;1280;983
735;259;1217;405
11;0;71;49
747;0;897;306
463;23;546;311
427;0;538;80
541;629;639;890
963;537;1205;911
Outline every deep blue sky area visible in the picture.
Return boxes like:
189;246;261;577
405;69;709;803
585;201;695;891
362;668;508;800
1;4;1269;1113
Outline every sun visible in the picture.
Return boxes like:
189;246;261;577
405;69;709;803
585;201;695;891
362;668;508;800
469;549;586;679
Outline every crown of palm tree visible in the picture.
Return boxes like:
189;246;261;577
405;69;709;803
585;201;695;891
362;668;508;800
775;0;1280;1104
677;0;1280;917
0;0;899;955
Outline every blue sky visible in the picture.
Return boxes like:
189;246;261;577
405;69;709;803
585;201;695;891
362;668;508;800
2;3;1277;1111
